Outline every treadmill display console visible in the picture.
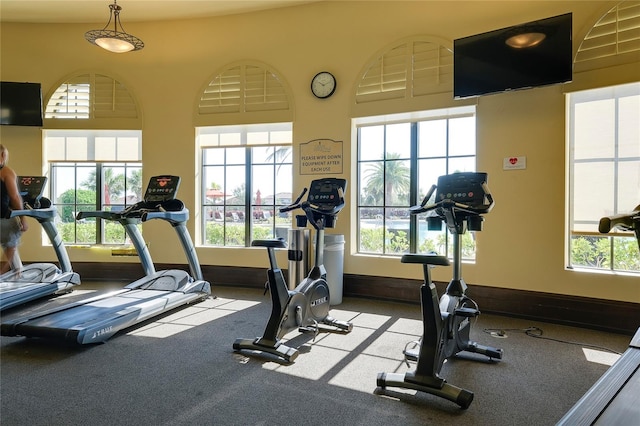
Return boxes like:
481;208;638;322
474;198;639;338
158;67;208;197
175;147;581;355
18;176;48;207
436;172;488;208
144;175;180;203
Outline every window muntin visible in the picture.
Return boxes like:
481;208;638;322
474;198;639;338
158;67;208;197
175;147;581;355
356;107;476;257
198;123;293;247
567;82;640;272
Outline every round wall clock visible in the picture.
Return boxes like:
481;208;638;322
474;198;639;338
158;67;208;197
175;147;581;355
311;71;336;99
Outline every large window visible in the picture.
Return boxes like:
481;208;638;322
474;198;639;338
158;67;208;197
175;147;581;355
567;82;640;273
198;123;293;247
356;106;476;257
45;130;142;245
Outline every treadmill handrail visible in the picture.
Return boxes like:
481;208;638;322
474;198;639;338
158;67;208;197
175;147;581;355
9;206;56;221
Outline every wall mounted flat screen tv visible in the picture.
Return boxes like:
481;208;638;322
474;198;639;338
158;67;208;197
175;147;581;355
0;81;44;127
454;13;572;99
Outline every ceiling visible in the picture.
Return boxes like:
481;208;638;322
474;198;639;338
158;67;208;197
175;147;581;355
0;0;320;24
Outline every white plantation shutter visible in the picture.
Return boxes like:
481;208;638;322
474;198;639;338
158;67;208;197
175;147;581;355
45;73;139;121
356;37;453;104
93;74;138;119
45;75;90;119
575;1;640;65
200;66;242;114
198;62;291;116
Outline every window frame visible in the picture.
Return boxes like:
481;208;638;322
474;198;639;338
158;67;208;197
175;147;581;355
197;123;293;247
566;82;640;273
44;129;143;246
354;106;477;258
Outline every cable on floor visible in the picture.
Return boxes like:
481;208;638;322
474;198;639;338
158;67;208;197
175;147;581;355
482;326;622;355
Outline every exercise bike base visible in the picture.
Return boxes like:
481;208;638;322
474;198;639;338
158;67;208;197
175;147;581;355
233;338;299;363
377;372;474;409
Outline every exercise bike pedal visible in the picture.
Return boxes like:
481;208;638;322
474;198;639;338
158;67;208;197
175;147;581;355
403;340;421;365
299;320;319;340
323;316;353;332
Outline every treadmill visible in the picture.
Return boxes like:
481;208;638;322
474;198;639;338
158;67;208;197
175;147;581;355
0;176;80;310
1;175;211;344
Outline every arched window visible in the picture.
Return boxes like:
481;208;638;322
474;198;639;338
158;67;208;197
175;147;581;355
43;73;142;246
353;36;476;258
196;61;294;247
355;36;453;105
566;2;640;273
196;61;294;126
574;1;640;71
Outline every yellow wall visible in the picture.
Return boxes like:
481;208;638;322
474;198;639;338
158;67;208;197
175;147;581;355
1;1;638;302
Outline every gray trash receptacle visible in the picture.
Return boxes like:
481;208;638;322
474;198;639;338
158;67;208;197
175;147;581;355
287;228;309;290
323;234;345;305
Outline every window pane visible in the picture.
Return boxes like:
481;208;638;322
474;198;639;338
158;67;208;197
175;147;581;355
574;99;615;159
360;161;384;206
385;123;411;159
449;116;476;156
619;94;640;158
275;163;292;197
618;160;640;211
418;158;446;201
385;159;410;206
448;156;476;174
418;119;446;158
359;207;384;253
613;237;640;272
225;166;246;205
226;147;245;164
573;161;614;231
359;126;384;161
204;148;224;165
570;235;610;269
386;207;409;254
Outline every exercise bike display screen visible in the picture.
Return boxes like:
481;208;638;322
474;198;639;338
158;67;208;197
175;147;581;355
436;172;488;208
308;178;347;212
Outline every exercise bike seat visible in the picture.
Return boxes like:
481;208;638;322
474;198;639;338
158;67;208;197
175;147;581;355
401;253;450;266
251;238;287;249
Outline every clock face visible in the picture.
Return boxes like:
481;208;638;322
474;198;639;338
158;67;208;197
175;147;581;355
311;72;336;99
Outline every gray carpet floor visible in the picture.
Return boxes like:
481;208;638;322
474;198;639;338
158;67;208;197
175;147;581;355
0;283;632;426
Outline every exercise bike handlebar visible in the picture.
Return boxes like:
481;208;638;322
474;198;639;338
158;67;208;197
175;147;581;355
279;188;308;213
599;205;640;233
410;183;494;216
279;186;346;217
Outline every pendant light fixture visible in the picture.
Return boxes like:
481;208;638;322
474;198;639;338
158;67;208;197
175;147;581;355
85;1;144;53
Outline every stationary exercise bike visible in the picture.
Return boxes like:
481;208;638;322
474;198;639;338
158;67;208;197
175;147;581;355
377;172;503;409
599;204;640;251
233;178;353;363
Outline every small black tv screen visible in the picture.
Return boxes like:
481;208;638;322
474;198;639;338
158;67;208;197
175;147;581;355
454;13;572;99
0;81;44;127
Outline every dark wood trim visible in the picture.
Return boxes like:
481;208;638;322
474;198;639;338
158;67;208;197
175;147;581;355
72;262;639;335
343;273;639;335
